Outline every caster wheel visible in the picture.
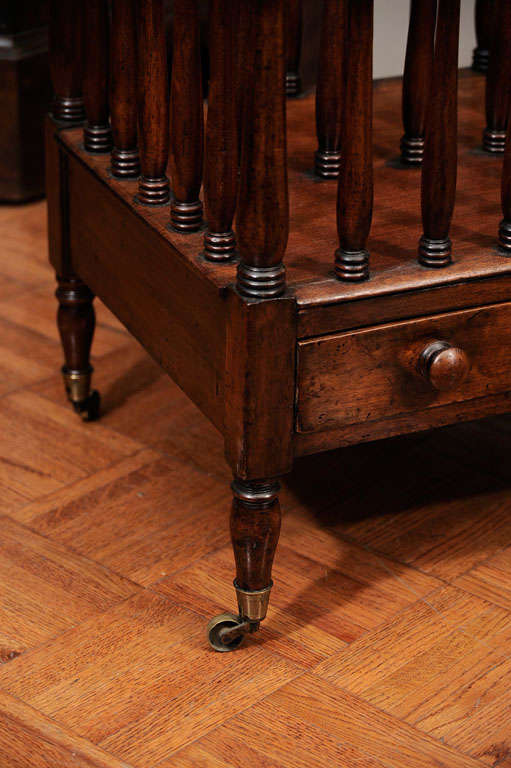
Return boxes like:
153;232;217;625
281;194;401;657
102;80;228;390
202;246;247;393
73;390;101;422
207;613;246;652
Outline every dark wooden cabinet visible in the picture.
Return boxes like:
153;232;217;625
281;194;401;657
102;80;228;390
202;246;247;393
46;0;511;653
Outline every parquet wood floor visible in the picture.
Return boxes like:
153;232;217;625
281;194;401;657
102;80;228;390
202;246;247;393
0;200;511;766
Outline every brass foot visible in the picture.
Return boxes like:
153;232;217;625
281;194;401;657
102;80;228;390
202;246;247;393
207;582;272;652
62;367;101;421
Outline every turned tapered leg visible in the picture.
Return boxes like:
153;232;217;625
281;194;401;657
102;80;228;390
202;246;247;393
207;478;281;652
56;276;100;421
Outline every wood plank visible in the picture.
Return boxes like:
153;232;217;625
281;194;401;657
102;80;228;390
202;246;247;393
0;515;137;662
0;690;134;768
454;547;511;611
0;591;299;766
65;150;226;431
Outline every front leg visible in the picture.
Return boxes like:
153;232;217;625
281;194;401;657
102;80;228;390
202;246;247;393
207;478;281;652
56;275;100;421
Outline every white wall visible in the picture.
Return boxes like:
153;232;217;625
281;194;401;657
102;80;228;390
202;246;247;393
374;0;476;78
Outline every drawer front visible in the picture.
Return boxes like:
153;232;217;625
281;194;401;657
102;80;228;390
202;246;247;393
296;302;511;433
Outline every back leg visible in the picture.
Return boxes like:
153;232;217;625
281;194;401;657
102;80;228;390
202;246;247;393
56;275;100;421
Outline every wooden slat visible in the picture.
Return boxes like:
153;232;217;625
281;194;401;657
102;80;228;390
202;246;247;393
418;0;461;267
136;0;170;204
473;0;493;72
314;0;345;178
110;0;140;178
483;0;511;152
400;0;436;164
83;0;112;153
48;0;85;122
335;0;373;282
170;0;204;232
285;0;302;97
203;0;237;261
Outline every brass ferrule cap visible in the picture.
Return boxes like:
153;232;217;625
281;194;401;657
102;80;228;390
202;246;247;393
62;367;92;404
234;581;273;622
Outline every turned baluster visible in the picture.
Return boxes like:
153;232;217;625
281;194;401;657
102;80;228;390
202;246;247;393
418;0;460;268
49;0;85;122
204;0;237;261
136;0;170;205
286;0;302;97
314;0;345;179
498;119;511;252
83;0;112;153
473;0;493;73
483;0;511;153
236;0;289;298
110;0;140;177
170;0;204;232
400;0;437;165
335;0;373;282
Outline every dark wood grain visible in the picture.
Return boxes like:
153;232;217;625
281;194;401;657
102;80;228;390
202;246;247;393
203;0;237;261
483;0;511;153
170;0;204;232
335;0;373;282
285;0;302;97
110;0;140;178
498;117;511;251
473;0;493;72
48;0;84;122
136;0;170;204
236;0;289;298
400;0;436;165
314;0;345;179
83;0;112;153
418;0;460;267
296;301;511;434
224;291;295;480
231;481;281;591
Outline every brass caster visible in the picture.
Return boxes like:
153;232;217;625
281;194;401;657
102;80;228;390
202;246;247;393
72;390;101;422
207;612;256;653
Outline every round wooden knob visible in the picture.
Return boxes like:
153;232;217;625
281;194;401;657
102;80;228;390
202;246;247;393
418;341;469;391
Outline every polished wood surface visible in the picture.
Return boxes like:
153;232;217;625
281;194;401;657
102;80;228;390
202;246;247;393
203;0;237;260
236;0;289;299
401;0;436;164
110;0;140;178
483;0;511;153
83;0;112;153
335;0;373;281
418;0;460;267
170;0;204;232
49;0;84;122
3;200;511;765
136;0;170;205
297;302;511;434
314;0;345;178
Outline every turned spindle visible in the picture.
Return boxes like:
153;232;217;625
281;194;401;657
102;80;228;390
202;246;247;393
49;0;85;122
483;0;511;153
335;0;373;282
498;122;511;252
236;0;289;299
170;0;204;232
473;0;493;73
83;0;112;153
136;0;170;205
286;0;302;97
314;0;345;179
110;0;140;178
400;0;436;165
418;0;460;268
204;0;237;261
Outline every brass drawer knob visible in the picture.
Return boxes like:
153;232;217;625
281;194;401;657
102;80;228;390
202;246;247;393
418;341;470;391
